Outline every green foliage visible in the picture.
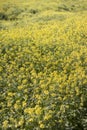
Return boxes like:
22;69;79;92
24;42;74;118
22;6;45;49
0;12;8;20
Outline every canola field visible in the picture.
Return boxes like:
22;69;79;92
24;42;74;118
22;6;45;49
0;0;87;130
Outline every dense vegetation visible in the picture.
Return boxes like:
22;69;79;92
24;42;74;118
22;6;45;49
0;0;87;129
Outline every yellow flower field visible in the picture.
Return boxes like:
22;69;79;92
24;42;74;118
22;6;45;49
0;0;87;129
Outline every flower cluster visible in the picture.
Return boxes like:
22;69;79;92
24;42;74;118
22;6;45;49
0;17;87;129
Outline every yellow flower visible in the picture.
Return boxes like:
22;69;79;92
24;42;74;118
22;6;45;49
35;105;42;115
22;101;26;107
59;119;63;123
20;67;25;71
14;104;19;110
8;92;15;97
3;120;8;128
51;93;56;97
44;114;52;120
40;123;45;128
75;87;80;95
44;90;49;95
22;79;27;84
29;118;33;122
58;96;62;101
18;118;24;126
24;108;34;114
39;122;45;128
18;85;23;90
